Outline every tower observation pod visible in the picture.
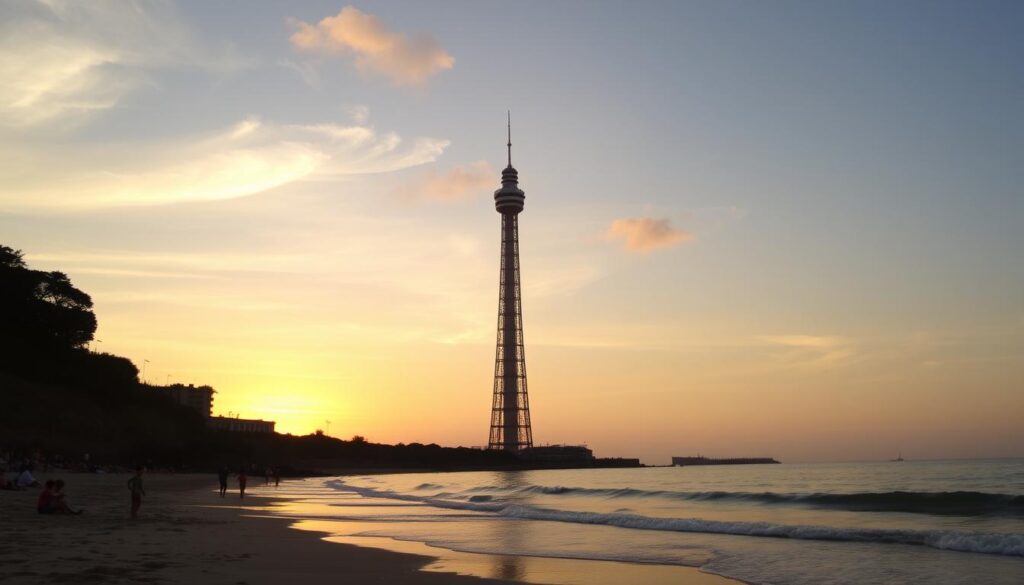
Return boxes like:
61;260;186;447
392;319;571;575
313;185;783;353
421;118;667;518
488;113;533;452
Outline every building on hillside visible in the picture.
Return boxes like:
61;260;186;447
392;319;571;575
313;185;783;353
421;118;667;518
155;384;214;417
207;416;275;434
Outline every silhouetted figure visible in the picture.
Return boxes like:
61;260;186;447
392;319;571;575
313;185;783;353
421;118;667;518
273;468;280;487
38;479;82;514
127;466;146;519
37;480;55;514
0;470;19;490
217;466;229;497
238;468;247;499
52;479;83;514
16;467;39;488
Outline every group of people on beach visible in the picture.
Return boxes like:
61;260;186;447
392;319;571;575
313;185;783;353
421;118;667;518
31;465;146;518
3;462;143;519
0;466;40;490
217;465;280;498
6;455;280;521
36;478;83;514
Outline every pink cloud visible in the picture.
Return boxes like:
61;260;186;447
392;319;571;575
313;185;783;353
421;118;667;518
397;161;494;203
290;6;454;85
607;217;694;253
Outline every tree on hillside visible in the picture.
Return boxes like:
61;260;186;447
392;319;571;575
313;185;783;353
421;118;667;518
0;245;26;268
0;244;97;352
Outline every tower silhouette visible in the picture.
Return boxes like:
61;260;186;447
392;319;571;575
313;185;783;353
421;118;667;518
488;113;533;452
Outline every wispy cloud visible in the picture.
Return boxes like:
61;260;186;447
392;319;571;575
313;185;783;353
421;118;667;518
759;335;845;350
0;0;245;128
396;161;494;204
757;335;856;367
0;116;449;209
606;217;694;253
526;265;603;300
26;250;312;275
289;6;454;85
277;58;321;87
347;104;371;124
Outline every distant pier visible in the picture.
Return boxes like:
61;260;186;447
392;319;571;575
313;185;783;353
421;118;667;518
672;456;780;466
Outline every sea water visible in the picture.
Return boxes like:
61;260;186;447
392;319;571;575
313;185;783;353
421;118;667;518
269;459;1024;584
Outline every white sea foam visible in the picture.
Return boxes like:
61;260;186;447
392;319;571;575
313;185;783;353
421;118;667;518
325;480;1024;557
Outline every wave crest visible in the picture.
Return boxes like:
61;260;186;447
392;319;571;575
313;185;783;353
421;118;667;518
467;484;1024;517
326;480;1024;557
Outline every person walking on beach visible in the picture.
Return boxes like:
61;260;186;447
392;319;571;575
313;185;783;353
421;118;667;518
238;467;247;499
127;466;146;519
217;466;229;498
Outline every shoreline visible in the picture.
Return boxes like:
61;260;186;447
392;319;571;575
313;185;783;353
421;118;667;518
1;471;738;584
260;475;741;585
0;472;517;584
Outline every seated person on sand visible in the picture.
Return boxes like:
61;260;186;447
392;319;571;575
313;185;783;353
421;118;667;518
2;470;24;490
17;467;40;489
52;479;83;514
37;480;56;513
37;479;83;514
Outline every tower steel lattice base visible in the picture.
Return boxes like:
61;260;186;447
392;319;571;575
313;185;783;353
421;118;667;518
488;213;532;451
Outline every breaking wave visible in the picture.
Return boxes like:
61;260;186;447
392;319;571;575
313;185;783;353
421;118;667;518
325;480;1024;557
451;484;1024;517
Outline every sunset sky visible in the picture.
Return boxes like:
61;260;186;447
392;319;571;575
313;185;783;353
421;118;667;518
1;0;1021;463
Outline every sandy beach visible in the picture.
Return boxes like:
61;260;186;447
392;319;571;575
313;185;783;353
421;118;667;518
0;472;519;584
0;472;735;585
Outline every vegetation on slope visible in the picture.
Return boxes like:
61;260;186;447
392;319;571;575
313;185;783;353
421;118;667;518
0;244;516;472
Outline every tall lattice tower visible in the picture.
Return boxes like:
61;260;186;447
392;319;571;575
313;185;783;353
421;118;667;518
488;114;533;452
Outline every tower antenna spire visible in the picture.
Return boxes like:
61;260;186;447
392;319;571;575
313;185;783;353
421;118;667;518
507;110;512;168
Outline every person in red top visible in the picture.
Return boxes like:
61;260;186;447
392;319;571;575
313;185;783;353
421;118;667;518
37;480;55;514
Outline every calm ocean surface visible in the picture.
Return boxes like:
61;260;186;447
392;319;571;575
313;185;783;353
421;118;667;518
270;460;1024;584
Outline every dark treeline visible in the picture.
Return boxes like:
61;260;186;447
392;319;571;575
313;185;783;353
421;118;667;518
0;245;517;473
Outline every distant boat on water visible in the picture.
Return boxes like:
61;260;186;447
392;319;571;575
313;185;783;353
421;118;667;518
891;452;905;462
672;456;780;466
